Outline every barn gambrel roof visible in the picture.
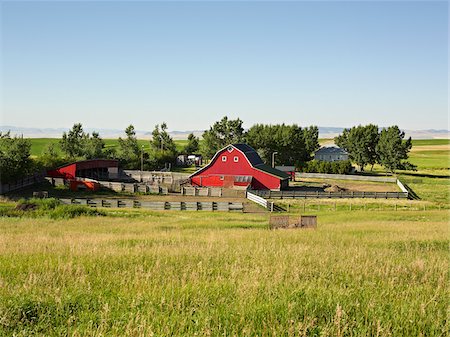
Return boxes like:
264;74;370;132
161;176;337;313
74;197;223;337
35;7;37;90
190;143;289;180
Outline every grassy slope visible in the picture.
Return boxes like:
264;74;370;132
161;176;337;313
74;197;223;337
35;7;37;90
0;210;447;336
399;141;449;203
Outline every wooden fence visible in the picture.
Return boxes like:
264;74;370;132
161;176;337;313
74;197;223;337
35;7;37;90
246;191;269;209
0;172;46;194
250;190;409;199
59;198;243;212
295;172;397;183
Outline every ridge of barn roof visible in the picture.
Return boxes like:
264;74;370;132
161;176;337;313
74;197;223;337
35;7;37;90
189;143;289;180
232;143;263;166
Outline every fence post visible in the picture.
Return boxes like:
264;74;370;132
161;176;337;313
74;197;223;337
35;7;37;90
303;202;306;212
270;202;274;212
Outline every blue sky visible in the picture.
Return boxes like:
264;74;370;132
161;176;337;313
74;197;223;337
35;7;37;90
1;1;448;132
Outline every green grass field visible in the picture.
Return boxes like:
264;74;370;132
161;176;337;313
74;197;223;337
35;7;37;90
1;138;448;335
0;209;447;336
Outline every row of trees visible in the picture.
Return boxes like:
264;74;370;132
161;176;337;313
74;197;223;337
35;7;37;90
1;117;415;184
45;117;319;170
49;123;196;170
201;116;320;165
335;124;414;173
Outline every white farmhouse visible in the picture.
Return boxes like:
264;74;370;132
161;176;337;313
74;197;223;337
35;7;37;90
314;146;349;162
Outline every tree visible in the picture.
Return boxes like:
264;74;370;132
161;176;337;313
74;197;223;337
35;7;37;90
60;123;106;160
302;126;320;161
60;123;85;158
335;124;379;171
150;122;176;153
84;132;105;159
376;126;414;173
184;133;199;154
246;124;319;166
149;123;177;170
117;125;140;168
38;143;66;169
201;116;245;158
0;132;33;183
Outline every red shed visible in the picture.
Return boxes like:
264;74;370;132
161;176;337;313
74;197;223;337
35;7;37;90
190;144;289;190
47;159;119;180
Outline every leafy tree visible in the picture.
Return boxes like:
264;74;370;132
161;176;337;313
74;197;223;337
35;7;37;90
335;124;379;171
84;132;105;159
184;133;199;154
301;160;352;174
247;124;319;165
149;123;177;170
201;116;245;158
60;124;106;160
376;126;414;173
60;123;85;158
150;123;176;153
0;132;33;183
38;143;66;169
117;125;140;168
302;126;320;161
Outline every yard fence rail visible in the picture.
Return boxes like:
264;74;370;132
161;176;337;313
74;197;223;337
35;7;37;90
251;190;409;199
59;198;243;212
295;172;397;183
0;172;46;194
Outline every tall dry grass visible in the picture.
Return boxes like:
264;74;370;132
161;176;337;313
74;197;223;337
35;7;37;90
0;210;448;336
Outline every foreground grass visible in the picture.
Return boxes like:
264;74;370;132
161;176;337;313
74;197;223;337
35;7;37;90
0;210;447;336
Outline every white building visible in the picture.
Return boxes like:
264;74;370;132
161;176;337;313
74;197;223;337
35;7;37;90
314;146;349;162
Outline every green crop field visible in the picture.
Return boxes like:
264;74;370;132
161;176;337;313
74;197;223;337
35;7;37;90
0;209;447;336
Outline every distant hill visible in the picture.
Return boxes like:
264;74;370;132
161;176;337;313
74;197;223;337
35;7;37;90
1;125;448;140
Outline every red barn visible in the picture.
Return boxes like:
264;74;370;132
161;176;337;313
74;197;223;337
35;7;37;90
47;159;119;180
190;144;289;190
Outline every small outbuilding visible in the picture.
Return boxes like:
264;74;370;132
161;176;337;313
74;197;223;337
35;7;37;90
47;159;119;180
190;144;289;190
314;146;349;162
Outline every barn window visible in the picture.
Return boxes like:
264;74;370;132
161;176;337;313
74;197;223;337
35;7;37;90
222;156;227;162
234;156;239;162
220;176;224;180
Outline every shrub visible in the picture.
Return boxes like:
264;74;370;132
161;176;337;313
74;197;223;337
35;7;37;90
300;160;352;174
2;198;105;219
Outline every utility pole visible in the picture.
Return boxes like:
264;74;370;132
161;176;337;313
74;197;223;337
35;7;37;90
140;145;144;182
272;152;278;168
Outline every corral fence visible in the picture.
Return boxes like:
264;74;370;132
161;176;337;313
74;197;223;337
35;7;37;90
46;177;170;195
59;198;243;212
247;191;269;208
122;170;190;184
181;186;223;197
251;190;408;199
246;191;286;212
295;172;397;183
280;200;448;212
0;172;46;194
269;215;317;229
